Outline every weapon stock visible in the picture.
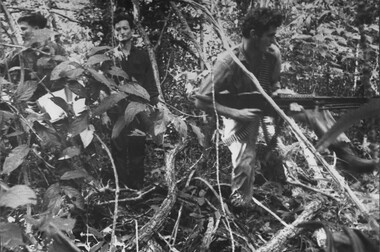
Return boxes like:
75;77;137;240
195;92;374;116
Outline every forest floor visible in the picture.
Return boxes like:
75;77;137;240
79;124;380;252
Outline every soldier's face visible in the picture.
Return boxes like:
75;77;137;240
19;21;37;42
254;26;277;53
114;20;133;43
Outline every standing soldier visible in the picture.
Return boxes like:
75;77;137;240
1;12;67;110
195;8;284;206
104;12;159;189
195;7;378;207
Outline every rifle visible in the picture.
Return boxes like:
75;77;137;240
195;91;376;116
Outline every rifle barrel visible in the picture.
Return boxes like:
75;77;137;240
195;92;377;115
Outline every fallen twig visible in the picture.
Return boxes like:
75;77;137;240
98;186;157;205
132;0;164;100
94;134;120;252
125;141;188;250
252;196;289;227
200;216;215;251
256;199;324;252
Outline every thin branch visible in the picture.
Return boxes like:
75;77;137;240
98;186;156;205
287;179;338;201
0;1;20;45
170;154;202;245
154;11;171;51
160;50;173;85
131;0;164;100
0;43;52;56
51;10;82;24
0;1;25;84
256;199;324;252
252;196;290;227
94;133;120;251
170;1;210;69
125;141;188;250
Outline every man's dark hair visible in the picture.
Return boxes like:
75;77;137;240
17;13;47;29
113;12;134;29
241;8;283;38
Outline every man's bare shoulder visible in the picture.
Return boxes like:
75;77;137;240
216;44;242;68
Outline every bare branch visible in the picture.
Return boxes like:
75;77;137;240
0;1;20;45
131;0;164;101
170;1;210;70
94;134;120;252
256;199;324;252
125;141;187;250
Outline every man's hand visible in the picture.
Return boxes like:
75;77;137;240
289;102;304;112
101;113;112;128
232;108;261;121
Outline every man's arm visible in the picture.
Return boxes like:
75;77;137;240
269;44;282;93
194;59;261;121
141;51;159;105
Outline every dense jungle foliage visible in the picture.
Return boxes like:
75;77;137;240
0;0;379;251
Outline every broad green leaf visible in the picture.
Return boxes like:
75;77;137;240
2;145;30;175
86;54;111;66
37;57;53;67
87;46;112;56
107;66;129;79
61;185;85;210
26;214;79;252
50;216;76;233
124;101;148;128
50;96;70;114
80;124;95;148
62;68;85;80
69;111;89;137
43;183;63;215
0;76;12;86
0;222;24;249
172;117;188;141
119;82;150;101
189;122;206;147
50;61;80;80
151;104;171;137
87;68;117;89
0;185;37;208
111;115;126;139
43;184;84;214
154;120;167;137
34;122;63;150
92;92;127;116
59;146;81;160
145;106;168;145
67;81;87;98
0;110;15;125
60;169;90;180
14;80;38;102
35;215;77;235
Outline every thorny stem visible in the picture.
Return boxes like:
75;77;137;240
95;133;120;251
132;0;164;100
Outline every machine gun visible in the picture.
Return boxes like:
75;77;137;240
195;91;376;116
